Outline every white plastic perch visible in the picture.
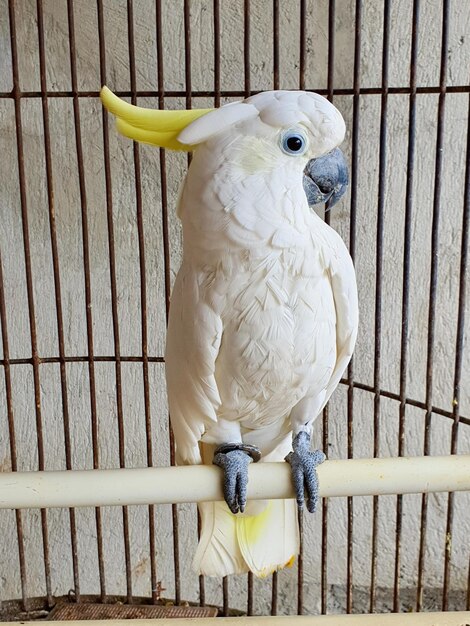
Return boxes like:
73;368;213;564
23;612;470;625
0;455;469;510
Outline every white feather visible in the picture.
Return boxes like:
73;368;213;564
178;102;259;145
194;502;248;576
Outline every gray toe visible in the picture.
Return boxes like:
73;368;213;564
213;449;252;514
286;433;325;513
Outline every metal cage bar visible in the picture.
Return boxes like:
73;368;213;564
417;0;450;612
7;0;53;607
36;0;81;601
394;0;420;612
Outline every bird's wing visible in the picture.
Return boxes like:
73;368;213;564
318;227;359;414
165;264;223;465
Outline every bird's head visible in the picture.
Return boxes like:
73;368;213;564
101;88;348;211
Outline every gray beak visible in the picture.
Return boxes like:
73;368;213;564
303;147;349;209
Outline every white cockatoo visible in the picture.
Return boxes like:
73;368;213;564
101;87;358;578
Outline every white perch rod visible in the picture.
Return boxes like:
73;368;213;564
0;455;469;510
22;612;470;625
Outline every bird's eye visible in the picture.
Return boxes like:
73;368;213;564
280;131;308;156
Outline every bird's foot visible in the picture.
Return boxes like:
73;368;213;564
213;443;261;514
285;431;326;513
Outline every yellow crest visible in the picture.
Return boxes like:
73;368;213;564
100;86;213;152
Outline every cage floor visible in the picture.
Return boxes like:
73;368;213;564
0;597;218;621
47;602;218;620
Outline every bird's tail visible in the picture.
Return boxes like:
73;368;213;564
194;498;299;577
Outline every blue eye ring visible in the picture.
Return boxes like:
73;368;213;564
280;130;308;156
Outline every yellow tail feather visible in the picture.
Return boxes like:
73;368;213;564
236;500;299;578
194;499;299;577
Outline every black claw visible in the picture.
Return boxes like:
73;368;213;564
213;448;253;514
285;431;325;513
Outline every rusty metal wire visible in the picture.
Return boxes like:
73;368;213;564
1;0;469;618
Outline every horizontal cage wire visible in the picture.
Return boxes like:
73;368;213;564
0;0;469;620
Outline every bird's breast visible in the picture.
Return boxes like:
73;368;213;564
212;249;337;429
